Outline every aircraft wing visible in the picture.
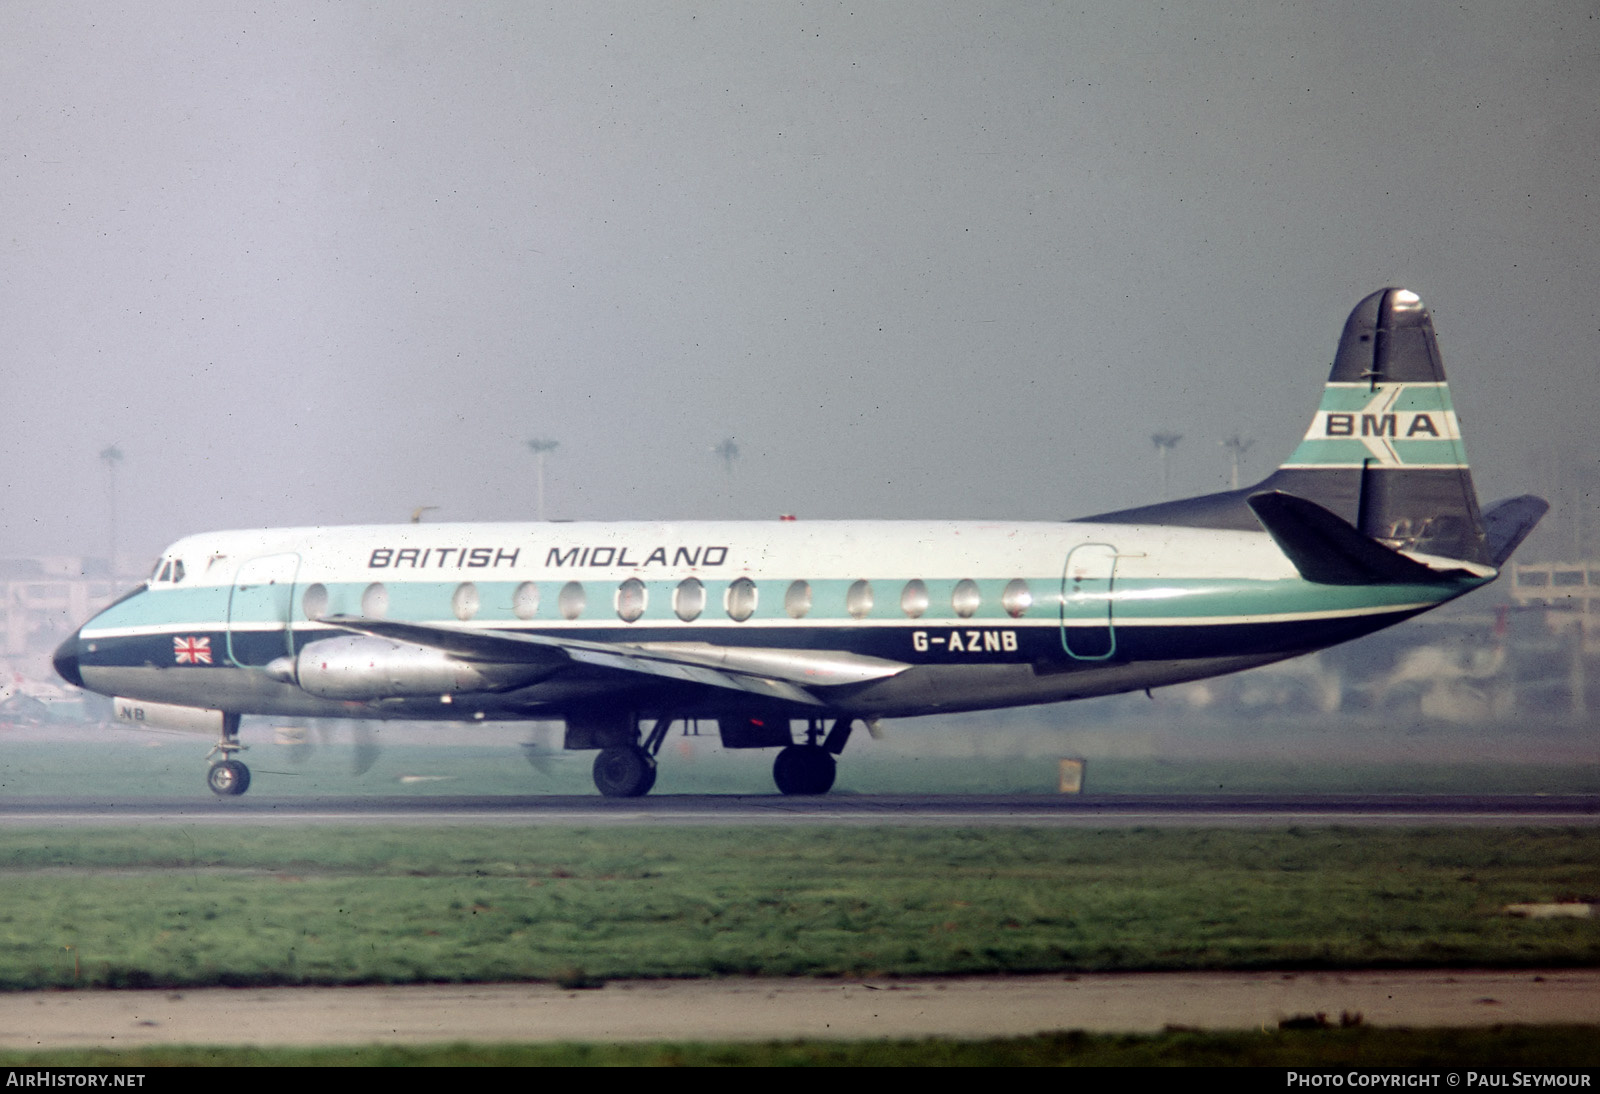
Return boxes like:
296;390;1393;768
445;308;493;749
314;615;910;707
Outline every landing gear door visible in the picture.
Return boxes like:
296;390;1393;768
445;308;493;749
226;553;301;668
1061;543;1118;661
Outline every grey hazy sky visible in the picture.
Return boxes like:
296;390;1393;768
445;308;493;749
4;1;1596;566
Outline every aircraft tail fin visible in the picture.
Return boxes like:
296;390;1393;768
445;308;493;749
1088;288;1542;568
1276;287;1487;563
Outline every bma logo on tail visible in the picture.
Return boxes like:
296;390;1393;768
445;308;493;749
1284;382;1467;469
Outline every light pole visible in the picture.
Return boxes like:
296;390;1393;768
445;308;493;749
525;438;559;521
99;444;123;579
1150;432;1182;498
1220;434;1254;491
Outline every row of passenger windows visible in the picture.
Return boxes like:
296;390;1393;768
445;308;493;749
304;577;1036;624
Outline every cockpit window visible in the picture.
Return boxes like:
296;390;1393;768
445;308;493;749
151;558;186;584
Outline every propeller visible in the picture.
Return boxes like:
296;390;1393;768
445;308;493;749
274;719;381;776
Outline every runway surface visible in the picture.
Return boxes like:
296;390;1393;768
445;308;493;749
4;970;1598;1048
1;792;1596;827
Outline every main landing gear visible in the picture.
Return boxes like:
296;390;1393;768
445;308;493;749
593;744;656;798
591;715;673;798
772;744;834;795
771;718;853;796
206;712;250;797
583;715;857;797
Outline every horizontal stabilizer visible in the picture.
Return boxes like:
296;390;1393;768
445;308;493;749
1479;495;1549;566
1247;491;1458;585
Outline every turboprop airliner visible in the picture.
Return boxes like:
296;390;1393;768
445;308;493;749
54;289;1547;798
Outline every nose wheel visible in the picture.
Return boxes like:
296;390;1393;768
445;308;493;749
207;759;251;797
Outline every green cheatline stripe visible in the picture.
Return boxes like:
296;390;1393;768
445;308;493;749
1281;438;1469;467
1314;383;1456;412
86;573;1473;632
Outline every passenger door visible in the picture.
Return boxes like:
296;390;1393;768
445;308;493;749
1060;543;1118;660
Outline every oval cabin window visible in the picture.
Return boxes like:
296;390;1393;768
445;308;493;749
900;579;929;619
784;580;812;619
1002;578;1033;618
558;581;586;620
615;578;647;623
302;583;329;621
452;582;480;621
361;582;388;619
846;580;874;620
674;578;705;622
952;579;982;619
725;577;758;622
512;582;540;620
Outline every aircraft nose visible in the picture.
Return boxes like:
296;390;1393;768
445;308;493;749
53;631;84;688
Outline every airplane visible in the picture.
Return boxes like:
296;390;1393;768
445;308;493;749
52;288;1548;799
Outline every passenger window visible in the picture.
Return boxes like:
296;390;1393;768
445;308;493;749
674;577;705;622
559;581;586;620
952;579;981;619
784;580;812;619
616;578;647;623
900;579;929;619
846;579;874;620
725;577;758;622
452;582;480;621
1002;578;1033;618
513;582;540;620
302;583;329;620
361;582;389;619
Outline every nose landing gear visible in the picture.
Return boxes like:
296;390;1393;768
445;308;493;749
205;712;250;797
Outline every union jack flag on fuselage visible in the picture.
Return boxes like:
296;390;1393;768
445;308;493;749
173;636;212;665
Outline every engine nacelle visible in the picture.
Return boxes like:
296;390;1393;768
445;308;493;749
277;635;542;701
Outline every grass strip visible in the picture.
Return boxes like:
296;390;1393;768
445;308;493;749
0;827;1596;989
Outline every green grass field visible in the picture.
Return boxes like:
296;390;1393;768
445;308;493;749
1;826;1596;991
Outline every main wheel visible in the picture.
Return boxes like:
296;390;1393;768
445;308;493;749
592;746;657;798
772;744;836;796
207;760;251;797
